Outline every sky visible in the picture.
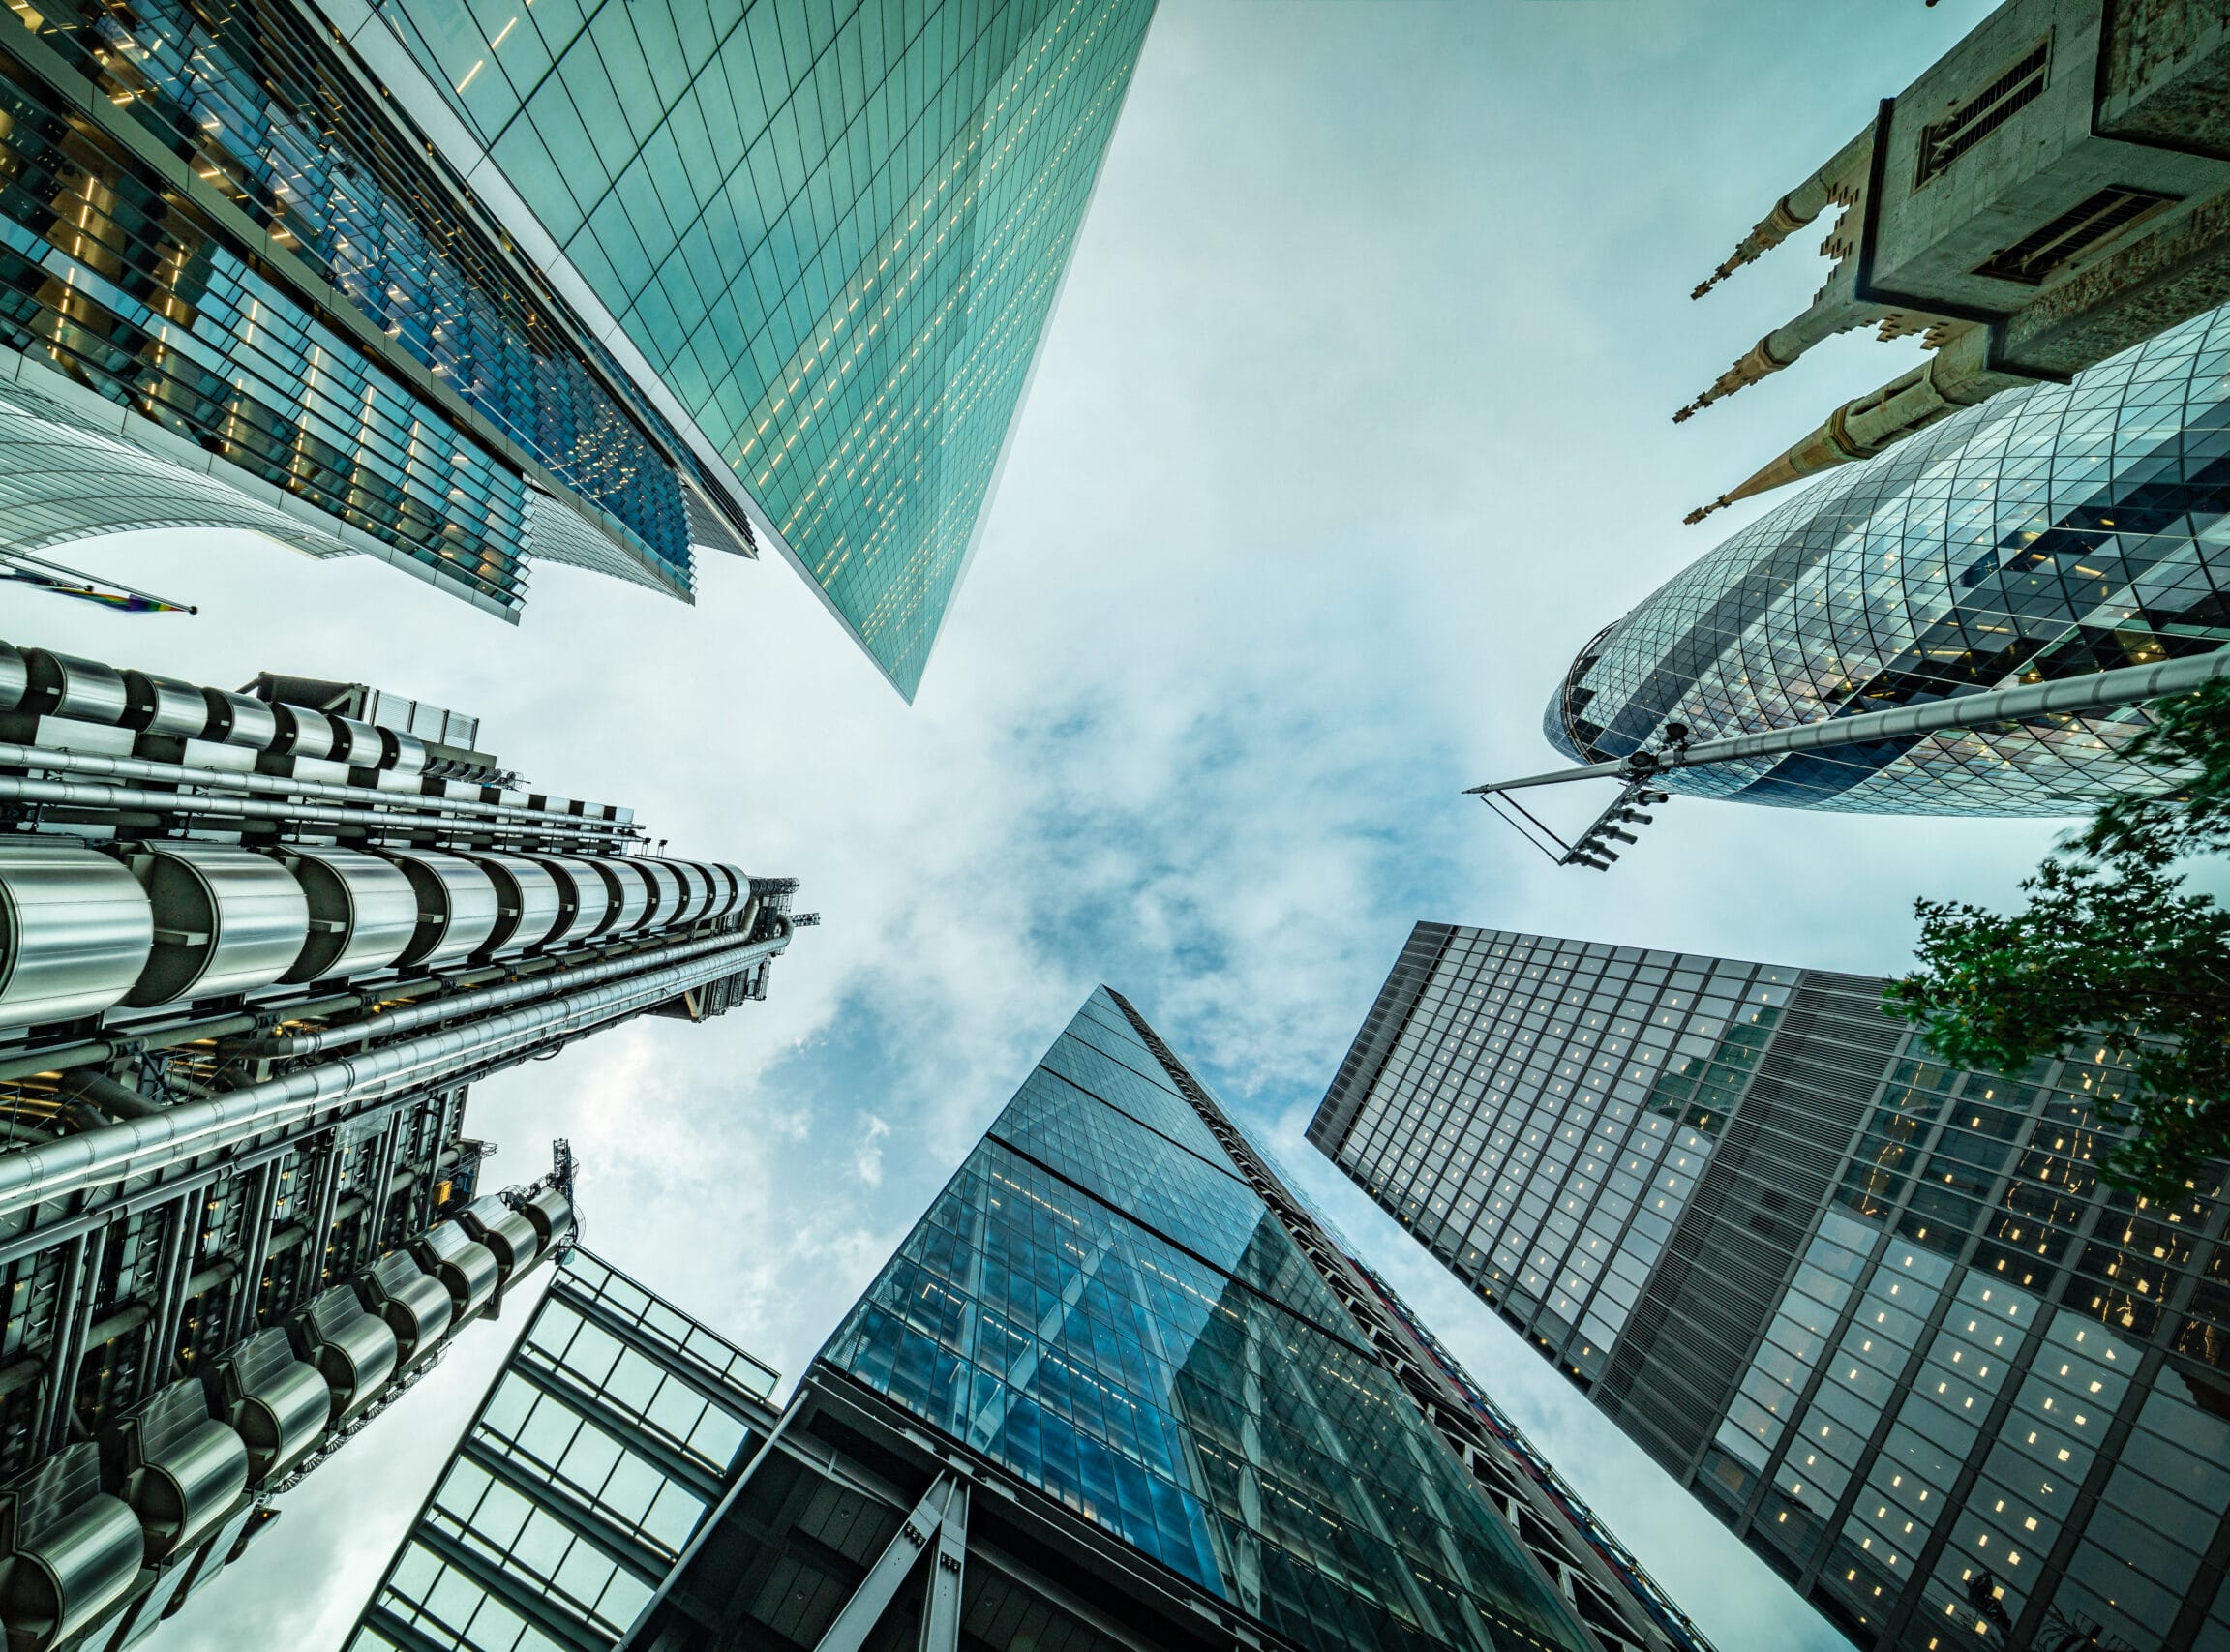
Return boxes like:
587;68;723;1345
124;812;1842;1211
3;3;2069;1648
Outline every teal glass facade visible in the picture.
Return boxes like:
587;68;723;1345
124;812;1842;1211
823;988;1597;1652
365;0;1156;695
0;0;735;611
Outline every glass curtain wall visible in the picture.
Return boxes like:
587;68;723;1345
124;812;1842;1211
1312;924;2230;1652
823;987;1597;1652
0;0;721;604
363;0;1158;696
352;1248;779;1652
1544;303;2230;815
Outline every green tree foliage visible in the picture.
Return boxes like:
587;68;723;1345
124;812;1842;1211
1883;680;2230;1197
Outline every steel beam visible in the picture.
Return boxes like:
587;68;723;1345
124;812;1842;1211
918;1480;966;1652
812;1475;958;1652
1469;646;2230;796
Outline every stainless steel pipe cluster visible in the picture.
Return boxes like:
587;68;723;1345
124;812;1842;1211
4;1187;574;1651
0;932;780;1216
0;638;636;842
0;839;750;1036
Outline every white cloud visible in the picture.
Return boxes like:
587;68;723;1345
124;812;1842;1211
855;1114;892;1186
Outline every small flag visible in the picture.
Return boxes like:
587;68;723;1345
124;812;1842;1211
0;553;196;614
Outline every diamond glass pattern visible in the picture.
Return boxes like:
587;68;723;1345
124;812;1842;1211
1547;305;2230;814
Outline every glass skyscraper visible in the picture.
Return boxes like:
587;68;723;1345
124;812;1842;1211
1310;923;2230;1652
819;986;1594;1652
1545;302;2230;814
355;988;1654;1652
0;0;1150;693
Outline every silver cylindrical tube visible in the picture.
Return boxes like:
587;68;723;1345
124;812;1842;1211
20;649;130;725
0;847;153;1027
123;845;311;1007
277;848;418;983
0;934;781;1215
120;672;213;738
255;929;751;1056
0;642;26;712
197;690;280;751
381;851;500;969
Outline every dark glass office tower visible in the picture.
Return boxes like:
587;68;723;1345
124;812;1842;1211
354;989;1636;1652
0;0;1151;692
1310;923;2230;1652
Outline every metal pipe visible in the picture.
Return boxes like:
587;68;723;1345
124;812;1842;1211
364;1112;404;1247
0;773;628;846
41;1226;105;1454
227;1164;280;1345
0;936;783;1217
0;739;638;837
299;1144;345;1307
0;1010;263;1085
81;1302;148;1347
250;930;756;1057
1468;647;2230;796
53;1071;166;1120
146;1186;201;1390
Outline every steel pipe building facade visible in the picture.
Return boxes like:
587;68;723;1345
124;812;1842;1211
0;634;799;1651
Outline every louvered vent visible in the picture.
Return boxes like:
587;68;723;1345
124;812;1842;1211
1916;36;2051;185
1974;185;2180;285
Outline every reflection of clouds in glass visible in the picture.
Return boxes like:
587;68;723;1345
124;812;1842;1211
826;997;1596;1652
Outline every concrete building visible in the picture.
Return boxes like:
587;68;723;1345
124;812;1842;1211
1678;0;2230;525
0;632;799;1650
0;0;1155;694
1311;922;2230;1652
353;988;1704;1652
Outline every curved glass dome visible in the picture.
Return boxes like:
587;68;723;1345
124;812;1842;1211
1546;304;2230;815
